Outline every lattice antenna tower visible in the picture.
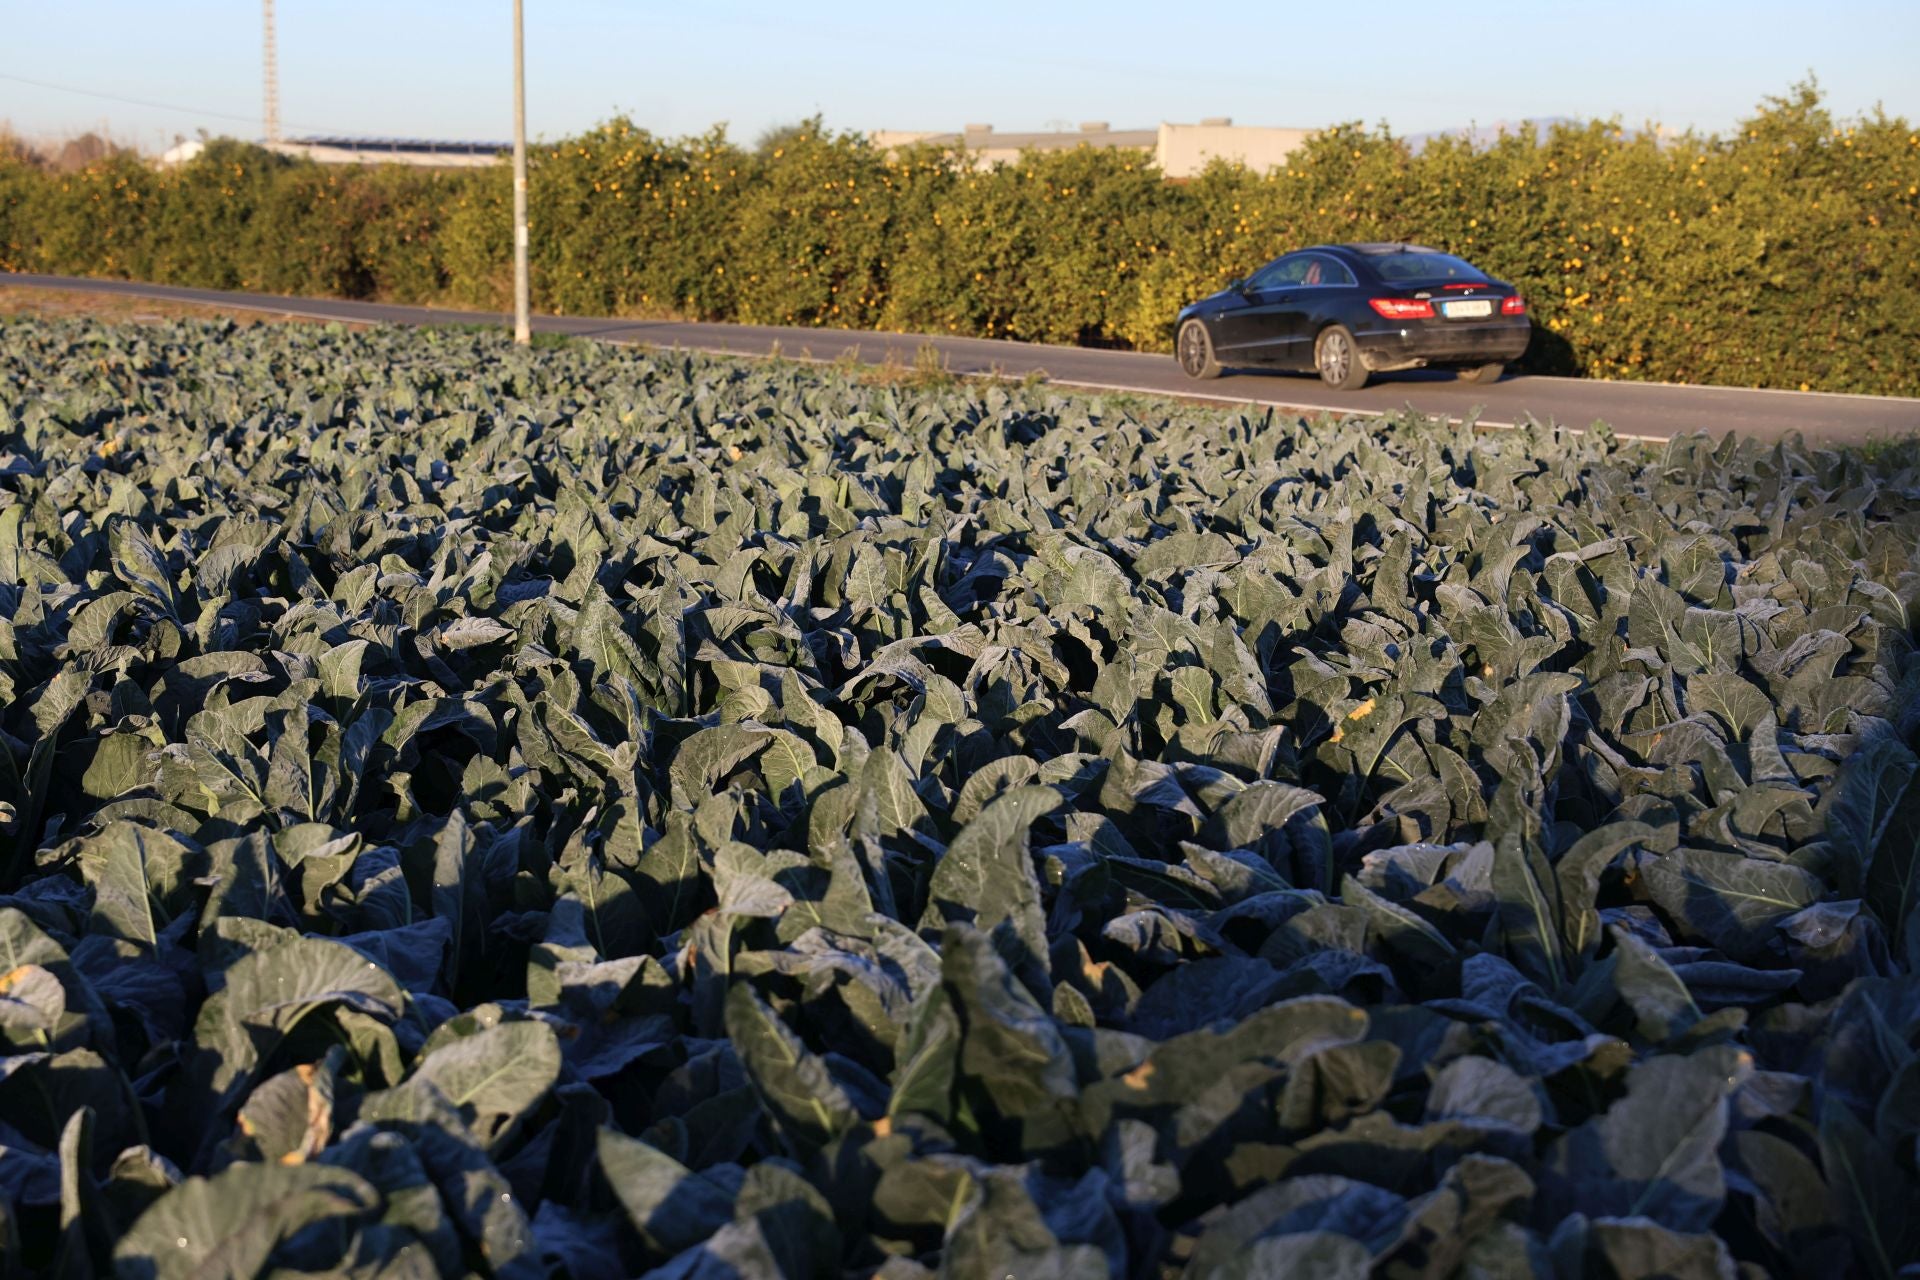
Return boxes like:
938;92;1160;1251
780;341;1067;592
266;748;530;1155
262;0;280;143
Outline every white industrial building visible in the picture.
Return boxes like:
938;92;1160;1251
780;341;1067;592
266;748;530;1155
156;135;505;169
262;137;506;168
870;119;1312;178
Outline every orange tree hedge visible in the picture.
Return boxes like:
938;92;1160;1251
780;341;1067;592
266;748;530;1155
2;83;1913;394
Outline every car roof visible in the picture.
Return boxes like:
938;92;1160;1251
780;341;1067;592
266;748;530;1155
1275;243;1450;266
1342;242;1446;255
1274;243;1475;279
1252;243;1486;285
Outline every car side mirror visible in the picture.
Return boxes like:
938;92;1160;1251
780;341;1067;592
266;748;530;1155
1227;278;1247;294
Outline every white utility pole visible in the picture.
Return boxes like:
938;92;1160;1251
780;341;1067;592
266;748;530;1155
511;0;531;345
262;0;281;144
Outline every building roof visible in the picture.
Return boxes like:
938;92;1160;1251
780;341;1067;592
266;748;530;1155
281;135;509;155
897;125;1159;152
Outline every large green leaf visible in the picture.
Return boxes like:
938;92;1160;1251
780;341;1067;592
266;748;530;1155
77;823;197;947
112;1161;379;1280
919;785;1060;987
1818;1097;1920;1280
188;935;404;1109
1543;1046;1752;1232
723;983;860;1154
408;1020;560;1147
596;1126;735;1258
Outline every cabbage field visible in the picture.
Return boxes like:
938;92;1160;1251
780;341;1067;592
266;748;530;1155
1;316;1918;1279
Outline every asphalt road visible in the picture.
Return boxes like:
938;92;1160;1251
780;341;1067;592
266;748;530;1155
7;271;1919;445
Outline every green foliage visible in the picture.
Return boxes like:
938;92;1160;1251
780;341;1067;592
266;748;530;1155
3;83;1914;393
2;315;1920;1275
523;120;743;319
0;139;462;304
727;121;895;329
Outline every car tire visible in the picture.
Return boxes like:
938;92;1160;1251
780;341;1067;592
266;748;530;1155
1458;362;1506;385
1314;326;1369;390
1176;319;1222;380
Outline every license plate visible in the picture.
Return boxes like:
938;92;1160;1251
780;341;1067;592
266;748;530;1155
1442;299;1493;318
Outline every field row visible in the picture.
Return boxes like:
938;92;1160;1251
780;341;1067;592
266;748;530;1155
0;316;1916;1276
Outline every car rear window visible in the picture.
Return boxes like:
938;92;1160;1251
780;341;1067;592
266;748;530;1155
1371;252;1488;282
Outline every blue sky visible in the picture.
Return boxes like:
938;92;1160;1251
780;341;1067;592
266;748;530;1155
4;1;1916;152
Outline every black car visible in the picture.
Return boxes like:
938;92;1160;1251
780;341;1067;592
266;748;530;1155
1174;242;1531;390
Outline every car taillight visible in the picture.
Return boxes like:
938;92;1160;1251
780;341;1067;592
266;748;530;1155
1369;298;1434;319
1501;295;1527;315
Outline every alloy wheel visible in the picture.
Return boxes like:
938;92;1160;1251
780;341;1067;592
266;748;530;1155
1178;323;1208;377
1318;330;1352;385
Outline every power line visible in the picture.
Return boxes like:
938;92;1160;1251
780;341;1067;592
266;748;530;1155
0;71;339;136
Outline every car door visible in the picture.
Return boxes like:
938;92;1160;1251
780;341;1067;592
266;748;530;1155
1277;253;1360;370
1211;254;1311;364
